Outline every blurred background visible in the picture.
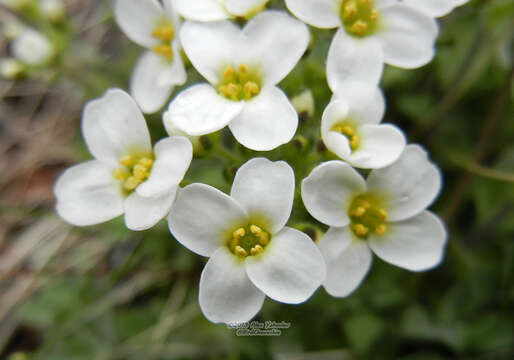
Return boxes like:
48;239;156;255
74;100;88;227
0;0;513;359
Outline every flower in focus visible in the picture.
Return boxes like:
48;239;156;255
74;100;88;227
54;89;192;231
166;11;309;151
399;0;469;18
301;145;447;297
175;0;268;22
11;27;54;65
321;82;405;169
285;0;439;90
168;158;326;324
114;0;186;114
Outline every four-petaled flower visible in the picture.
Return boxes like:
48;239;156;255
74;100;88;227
55;89;192;231
285;0;439;91
114;0;186;114
321;81;405;169
175;0;269;22
168;158;326;323
165;11;309;151
302;145;447;297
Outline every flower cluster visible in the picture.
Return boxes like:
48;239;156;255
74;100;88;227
52;0;469;324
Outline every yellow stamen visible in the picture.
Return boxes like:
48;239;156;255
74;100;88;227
152;44;173;60
151;24;174;42
124;176;140;191
343;1;357;19
250;245;264;256
370;9;379;21
243;81;260;99
350;20;369;36
233;228;246;239
113;168;129;180
234;245;247;257
119;155;134;167
257;232;269;246
239;64;248;73
138;157;153;168
378;208;388;221
353;224;369;236
349;134;360;150
223;67;234;78
375;224;387;236
250;225;262;234
353;206;367;217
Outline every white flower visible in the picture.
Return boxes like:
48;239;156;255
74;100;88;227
12;28;54;65
175;0;269;22
399;0;469;18
54;89;192;231
301;145;447;297
321;81;405;169
285;0;439;90
0;58;24;79
168;158;326;324
40;0;66;22
114;0;186;114
166;11;309;151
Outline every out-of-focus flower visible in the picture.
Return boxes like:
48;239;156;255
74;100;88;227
321;81;405;169
166;11;309;151
168;158;326;324
11;27;54;65
114;0;186;114
285;0;438;90
54;89;193;231
399;0;469;18
0;58;24;79
291;89;315;119
40;0;66;23
175;0;269;22
1;0;33;12
302;145;446;297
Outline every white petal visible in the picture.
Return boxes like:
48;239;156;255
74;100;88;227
82;89;151;166
229;87;298;151
320;228;373;297
345;124;406;169
168;184;248;257
179;20;239;84
327;28;384;91
130;48;186;114
124;188;177;231
136;136;192;198
284;0;341;29
166;84;244;136
376;5;439;69
12;28;53;65
242;11;309;85
321;99;352;160
368;211;447;271
114;0;166;48
230;158;294;234
199;247;265;324
367;144;442;221
332;82;385;126
245;227;326;304
402;0;468;18
174;0;229;22
302;161;366;227
225;0;268;17
54;161;124;226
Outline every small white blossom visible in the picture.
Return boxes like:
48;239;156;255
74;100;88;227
399;0;469;18
166;11;309;151
54;89;192;231
302;145;447;297
114;0;186;114
11;27;54;65
40;0;66;23
168;158;326;324
0;58;24;79
321;81;405;169
285;0;439;90
175;0;268;22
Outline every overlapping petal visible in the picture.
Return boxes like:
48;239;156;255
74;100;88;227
225;0;268;17
175;0;229;22
124;188;177;231
284;0;341;29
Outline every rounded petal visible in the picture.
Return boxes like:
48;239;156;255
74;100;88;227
168;184;248;257
376;5;439;69
229;87;298;151
130;48;186;114
242;11;309;85
345;124;406;169
367;144;442;221
230;158;294;234
327;28;384;91
54;161;124;226
321;99;352;160
166;84;244;136
82;89;151;166
245;227;326;304
332;82;385;126
225;0;268;17
301;161;366;227
199;247;265;324
136;136;192;198
402;0;468;18
179;20;240;84
284;0;341;29
368;211;447;271
174;0;229;22
114;0;165;48
124;188;177;231
320;228;373;297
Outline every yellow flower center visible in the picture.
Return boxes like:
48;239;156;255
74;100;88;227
228;224;270;258
217;64;261;101
340;0;379;37
348;194;388;238
113;154;154;193
151;22;174;60
331;122;360;150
